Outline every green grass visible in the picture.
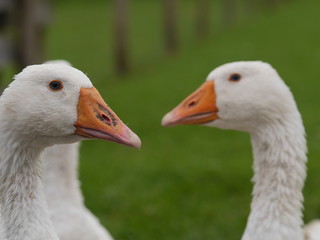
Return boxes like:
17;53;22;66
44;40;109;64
45;0;320;239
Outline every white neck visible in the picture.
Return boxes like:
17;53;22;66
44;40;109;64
43;143;83;208
0;129;58;240
242;114;307;240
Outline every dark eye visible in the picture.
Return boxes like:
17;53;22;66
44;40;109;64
49;80;63;91
229;73;241;82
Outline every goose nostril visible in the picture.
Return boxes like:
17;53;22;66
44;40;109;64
101;114;111;125
188;100;197;107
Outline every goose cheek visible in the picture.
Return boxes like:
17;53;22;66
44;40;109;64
162;81;219;127
74;87;141;149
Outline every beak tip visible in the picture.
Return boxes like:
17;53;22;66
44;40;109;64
129;132;142;149
124;128;141;149
161;112;174;127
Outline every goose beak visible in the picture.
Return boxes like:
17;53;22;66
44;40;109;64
74;87;141;149
162;81;218;127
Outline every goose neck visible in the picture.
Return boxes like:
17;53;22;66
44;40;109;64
0;132;58;240
242;118;307;240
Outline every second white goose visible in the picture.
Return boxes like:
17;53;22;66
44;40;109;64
162;61;308;240
43;143;114;240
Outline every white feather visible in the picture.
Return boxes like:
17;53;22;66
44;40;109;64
43;143;113;240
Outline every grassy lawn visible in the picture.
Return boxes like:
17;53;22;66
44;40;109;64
46;0;320;239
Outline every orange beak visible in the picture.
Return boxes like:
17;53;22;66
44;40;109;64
162;81;218;127
74;87;141;148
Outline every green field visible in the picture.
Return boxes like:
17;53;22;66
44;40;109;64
45;0;320;239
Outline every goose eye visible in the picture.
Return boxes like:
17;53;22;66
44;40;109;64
49;80;63;91
229;73;241;82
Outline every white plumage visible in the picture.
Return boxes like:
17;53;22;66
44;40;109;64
43;143;114;240
162;61;318;240
304;220;320;240
0;64;140;240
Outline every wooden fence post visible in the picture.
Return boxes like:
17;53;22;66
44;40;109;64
266;0;278;8
0;0;14;88
195;0;210;40
14;0;50;70
163;0;178;54
114;0;129;75
222;0;237;27
245;0;258;15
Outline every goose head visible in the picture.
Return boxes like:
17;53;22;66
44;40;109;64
162;61;297;133
0;64;141;148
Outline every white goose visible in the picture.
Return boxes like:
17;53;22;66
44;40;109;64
0;64;141;240
42;60;114;240
162;61;317;240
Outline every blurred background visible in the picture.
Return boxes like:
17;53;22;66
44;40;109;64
1;0;320;239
